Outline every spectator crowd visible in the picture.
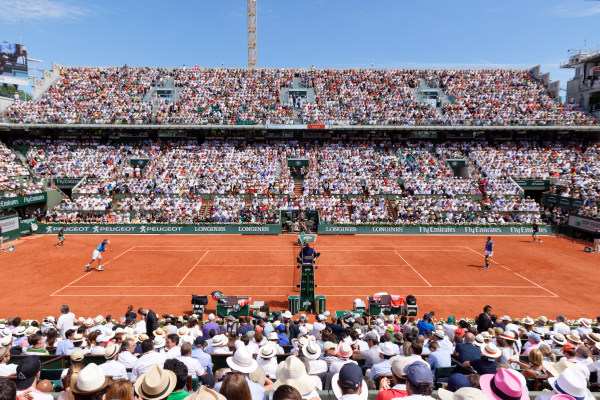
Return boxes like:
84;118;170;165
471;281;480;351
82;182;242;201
0;305;599;400
3;67;597;126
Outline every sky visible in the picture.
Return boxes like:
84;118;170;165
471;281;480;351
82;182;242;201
0;0;599;95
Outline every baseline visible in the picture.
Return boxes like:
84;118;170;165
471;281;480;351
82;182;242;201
464;247;559;298
50;246;136;296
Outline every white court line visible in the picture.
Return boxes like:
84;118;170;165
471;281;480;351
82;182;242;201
133;245;489;248
394;251;432;287
50;246;136;296
52;294;557;298
176;251;209;287
464;247;559;298
68;284;538;288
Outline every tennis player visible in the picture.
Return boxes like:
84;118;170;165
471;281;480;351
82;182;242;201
531;221;542;244
484;236;494;269
55;225;66;247
85;239;112;271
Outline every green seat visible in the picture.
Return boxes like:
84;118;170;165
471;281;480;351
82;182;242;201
434;366;456;388
40;368;64;381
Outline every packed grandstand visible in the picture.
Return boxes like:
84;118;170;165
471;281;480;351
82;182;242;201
1;137;599;226
1;66;600;400
1;67;596;126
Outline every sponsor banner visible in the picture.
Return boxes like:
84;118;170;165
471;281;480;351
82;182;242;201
0;214;20;242
446;159;466;168
0;193;47;210
267;124;329;130
53;178;82;187
568;215;600;233
318;224;552;235
39;224;282;235
19;217;37;235
513;179;549;189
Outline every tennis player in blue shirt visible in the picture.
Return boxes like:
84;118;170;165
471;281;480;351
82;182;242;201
484;237;494;269
85;239;112;271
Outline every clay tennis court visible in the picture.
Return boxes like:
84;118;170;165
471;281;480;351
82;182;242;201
1;233;596;320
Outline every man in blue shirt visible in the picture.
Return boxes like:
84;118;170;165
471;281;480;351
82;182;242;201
484;237;494;268
277;324;290;346
55;329;75;355
427;341;451;370
86;239;112;272
191;337;212;373
417;313;435;336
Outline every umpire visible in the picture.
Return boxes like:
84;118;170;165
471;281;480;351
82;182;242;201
299;242;320;264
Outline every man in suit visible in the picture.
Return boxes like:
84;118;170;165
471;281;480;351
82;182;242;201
138;308;158;338
476;305;493;333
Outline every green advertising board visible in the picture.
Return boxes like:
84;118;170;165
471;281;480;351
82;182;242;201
0;193;47;210
317;224;551;235
130;158;151;168
19;217;37;235
52;178;83;188
288;158;310;167
40;223;282;235
446;159;466;168
543;194;586;210
512;179;550;190
0;214;20;242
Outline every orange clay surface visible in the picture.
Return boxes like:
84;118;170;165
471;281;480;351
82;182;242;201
0;233;597;321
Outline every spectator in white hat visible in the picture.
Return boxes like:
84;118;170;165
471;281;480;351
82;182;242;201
534;368;595;400
310;315;326;338
90;334;107;355
0;347;16;377
71;363;110;400
271;356;319;400
302;341;327;375
214;345;264;400
368;342;395;380
329;342;358;375
99;344;127;380
265;332;284;355
464;342;502;375
321;341;338;370
131;339;166;383
257;343;278;380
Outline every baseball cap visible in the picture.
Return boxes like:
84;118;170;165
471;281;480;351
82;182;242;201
277;324;285;332
447;316;455;323
323;341;337;351
338;363;363;390
446;373;471;391
365;331;379;341
194;336;206;346
70;350;84;362
529;333;541;343
405;362;433;387
16;356;42;390
562;343;576;352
